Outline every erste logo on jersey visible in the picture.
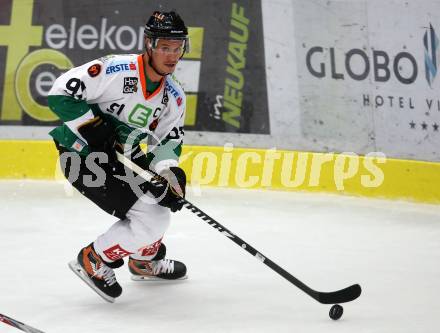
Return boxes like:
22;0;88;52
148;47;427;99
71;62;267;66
165;81;183;106
123;77;138;93
106;62;137;74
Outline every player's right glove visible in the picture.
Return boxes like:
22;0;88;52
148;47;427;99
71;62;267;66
77;116;119;171
149;166;186;212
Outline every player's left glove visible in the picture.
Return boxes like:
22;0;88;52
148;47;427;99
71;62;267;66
150;166;186;212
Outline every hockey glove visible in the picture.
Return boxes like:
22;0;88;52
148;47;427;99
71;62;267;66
150;166;186;212
77;116;119;171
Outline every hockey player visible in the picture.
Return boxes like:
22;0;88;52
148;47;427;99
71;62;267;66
48;11;190;302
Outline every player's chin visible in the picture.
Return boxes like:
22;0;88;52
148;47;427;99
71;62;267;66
163;64;177;72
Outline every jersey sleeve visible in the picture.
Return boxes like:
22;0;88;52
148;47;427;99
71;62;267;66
146;91;186;174
47;59;115;141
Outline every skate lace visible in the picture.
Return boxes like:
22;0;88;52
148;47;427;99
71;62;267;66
94;264;117;286
152;259;174;275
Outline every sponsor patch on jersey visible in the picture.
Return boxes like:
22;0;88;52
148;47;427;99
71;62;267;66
106;62;137;74
87;63;101;77
123;77;138;93
149;118;159;131
103;244;133;261
71;138;86;152
161;88;169;105
138;238;162;257
165;81;182;105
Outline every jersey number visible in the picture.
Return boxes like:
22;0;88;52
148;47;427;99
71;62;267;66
167;126;184;140
106;103;125;116
65;78;86;99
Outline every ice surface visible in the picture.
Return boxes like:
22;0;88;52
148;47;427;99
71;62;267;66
0;180;439;333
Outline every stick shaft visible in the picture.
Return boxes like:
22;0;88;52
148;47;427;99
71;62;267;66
0;313;45;333
115;151;361;304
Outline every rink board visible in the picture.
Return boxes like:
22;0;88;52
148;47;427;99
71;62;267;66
0;140;439;204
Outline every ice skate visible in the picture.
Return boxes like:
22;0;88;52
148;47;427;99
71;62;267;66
68;243;123;303
128;243;187;281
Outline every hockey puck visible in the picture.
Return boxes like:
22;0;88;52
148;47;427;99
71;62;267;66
329;304;343;320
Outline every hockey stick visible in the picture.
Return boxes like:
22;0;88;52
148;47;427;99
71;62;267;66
0;313;45;333
116;151;362;304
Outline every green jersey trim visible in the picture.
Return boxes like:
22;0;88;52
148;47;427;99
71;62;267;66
48;95;91;122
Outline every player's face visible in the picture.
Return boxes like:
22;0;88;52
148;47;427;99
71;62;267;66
151;39;185;73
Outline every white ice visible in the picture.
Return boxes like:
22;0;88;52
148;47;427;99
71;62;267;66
0;180;439;333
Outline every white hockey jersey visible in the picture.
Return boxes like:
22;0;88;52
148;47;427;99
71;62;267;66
48;53;186;173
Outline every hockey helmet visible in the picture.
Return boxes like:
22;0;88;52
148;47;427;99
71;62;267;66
144;11;189;54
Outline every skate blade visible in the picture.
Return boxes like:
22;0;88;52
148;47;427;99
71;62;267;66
68;260;115;303
131;274;188;282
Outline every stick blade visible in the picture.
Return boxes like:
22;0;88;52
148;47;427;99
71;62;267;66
316;284;362;304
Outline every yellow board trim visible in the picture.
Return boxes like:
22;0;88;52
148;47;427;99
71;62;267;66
184;94;198;126
183;27;204;60
1;140;440;204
